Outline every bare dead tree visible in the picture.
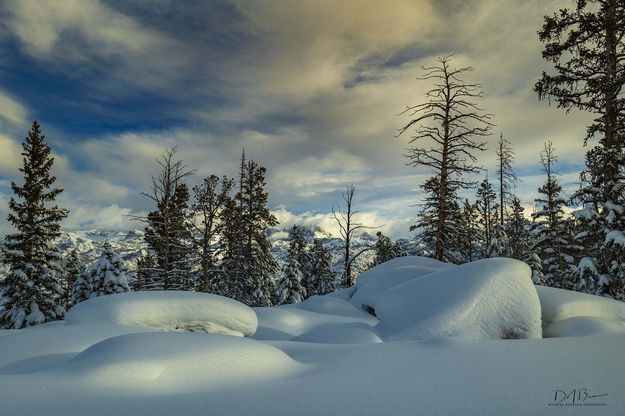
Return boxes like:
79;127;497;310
496;133;519;225
396;55;493;261
332;184;377;287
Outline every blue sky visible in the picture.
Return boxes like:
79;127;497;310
0;0;595;238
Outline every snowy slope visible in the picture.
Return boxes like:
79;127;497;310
1;256;624;415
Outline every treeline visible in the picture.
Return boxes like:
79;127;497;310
397;1;625;299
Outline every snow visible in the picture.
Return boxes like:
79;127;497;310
66;291;258;337
374;258;542;340
605;229;625;246
2;256;625;415
536;285;625;327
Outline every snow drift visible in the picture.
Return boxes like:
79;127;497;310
66;291;258;337
370;257;542;340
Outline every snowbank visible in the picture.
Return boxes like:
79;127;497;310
375;258;542;340
537;285;625;326
544;316;625;337
291;322;382;344
65;332;301;393
350;256;452;312
66;291;258;337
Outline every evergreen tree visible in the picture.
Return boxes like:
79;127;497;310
277;226;309;304
475;177;498;257
412;177;462;263
526;252;546;285
397;55;492;261
287;225;314;296
506;197;532;261
81;244;131;301
70;266;92;306
370;231;407;268
537;0;625;298
142;148;195;291
191;175;234;293
488;222;511;258
133;250;159;291
222;152;279;306
0;121;69;329
309;239;335;296
455;199;481;263
530;142;576;288
62;250;85;308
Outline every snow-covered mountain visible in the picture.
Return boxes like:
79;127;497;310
53;227;422;277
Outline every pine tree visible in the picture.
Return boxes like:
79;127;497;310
455;199;481;263
488;222;511;258
370;231;407;268
506;197;532;261
70;266;92;306
222;152;279;306
475;177;498;257
536;0;625;298
62;250;85;308
531;142;576;288
397;55;493;261
309;239;335;296
132;250;159;291
83;244;131;301
526;253;546;286
277;226;309;304
287;225;314;296
0;121;69;329
142;148;195;291
191;175;234;293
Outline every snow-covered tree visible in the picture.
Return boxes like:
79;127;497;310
526;252;546;286
277;227;309;304
309;239;335;296
71;266;92;306
488;222;511;258
397;55;492;261
537;0;625;298
85;244;131;300
62;250;85;308
531;142;577;289
0;121;69;329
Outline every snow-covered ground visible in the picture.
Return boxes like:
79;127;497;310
1;256;625;415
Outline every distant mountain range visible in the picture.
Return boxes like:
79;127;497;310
55;227;422;277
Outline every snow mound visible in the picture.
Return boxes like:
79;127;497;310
544;316;625;338
291;322;382;344
350;256;454;312
66;332;300;393
293;295;374;318
65;291;258;337
536;285;625;326
375;258;542;340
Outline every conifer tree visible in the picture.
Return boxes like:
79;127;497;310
370;231;407;268
70;266;92;306
191;175;234;293
456;199;481;263
286;225;313;295
506;197;532;261
142;148;195;291
537;0;625;298
397;55;493;261
222;152;279;306
475;177;498;257
89;244;131;298
531;142;576;288
309;238;335;296
0;121;69;329
277;226;308;304
62;250;85;308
